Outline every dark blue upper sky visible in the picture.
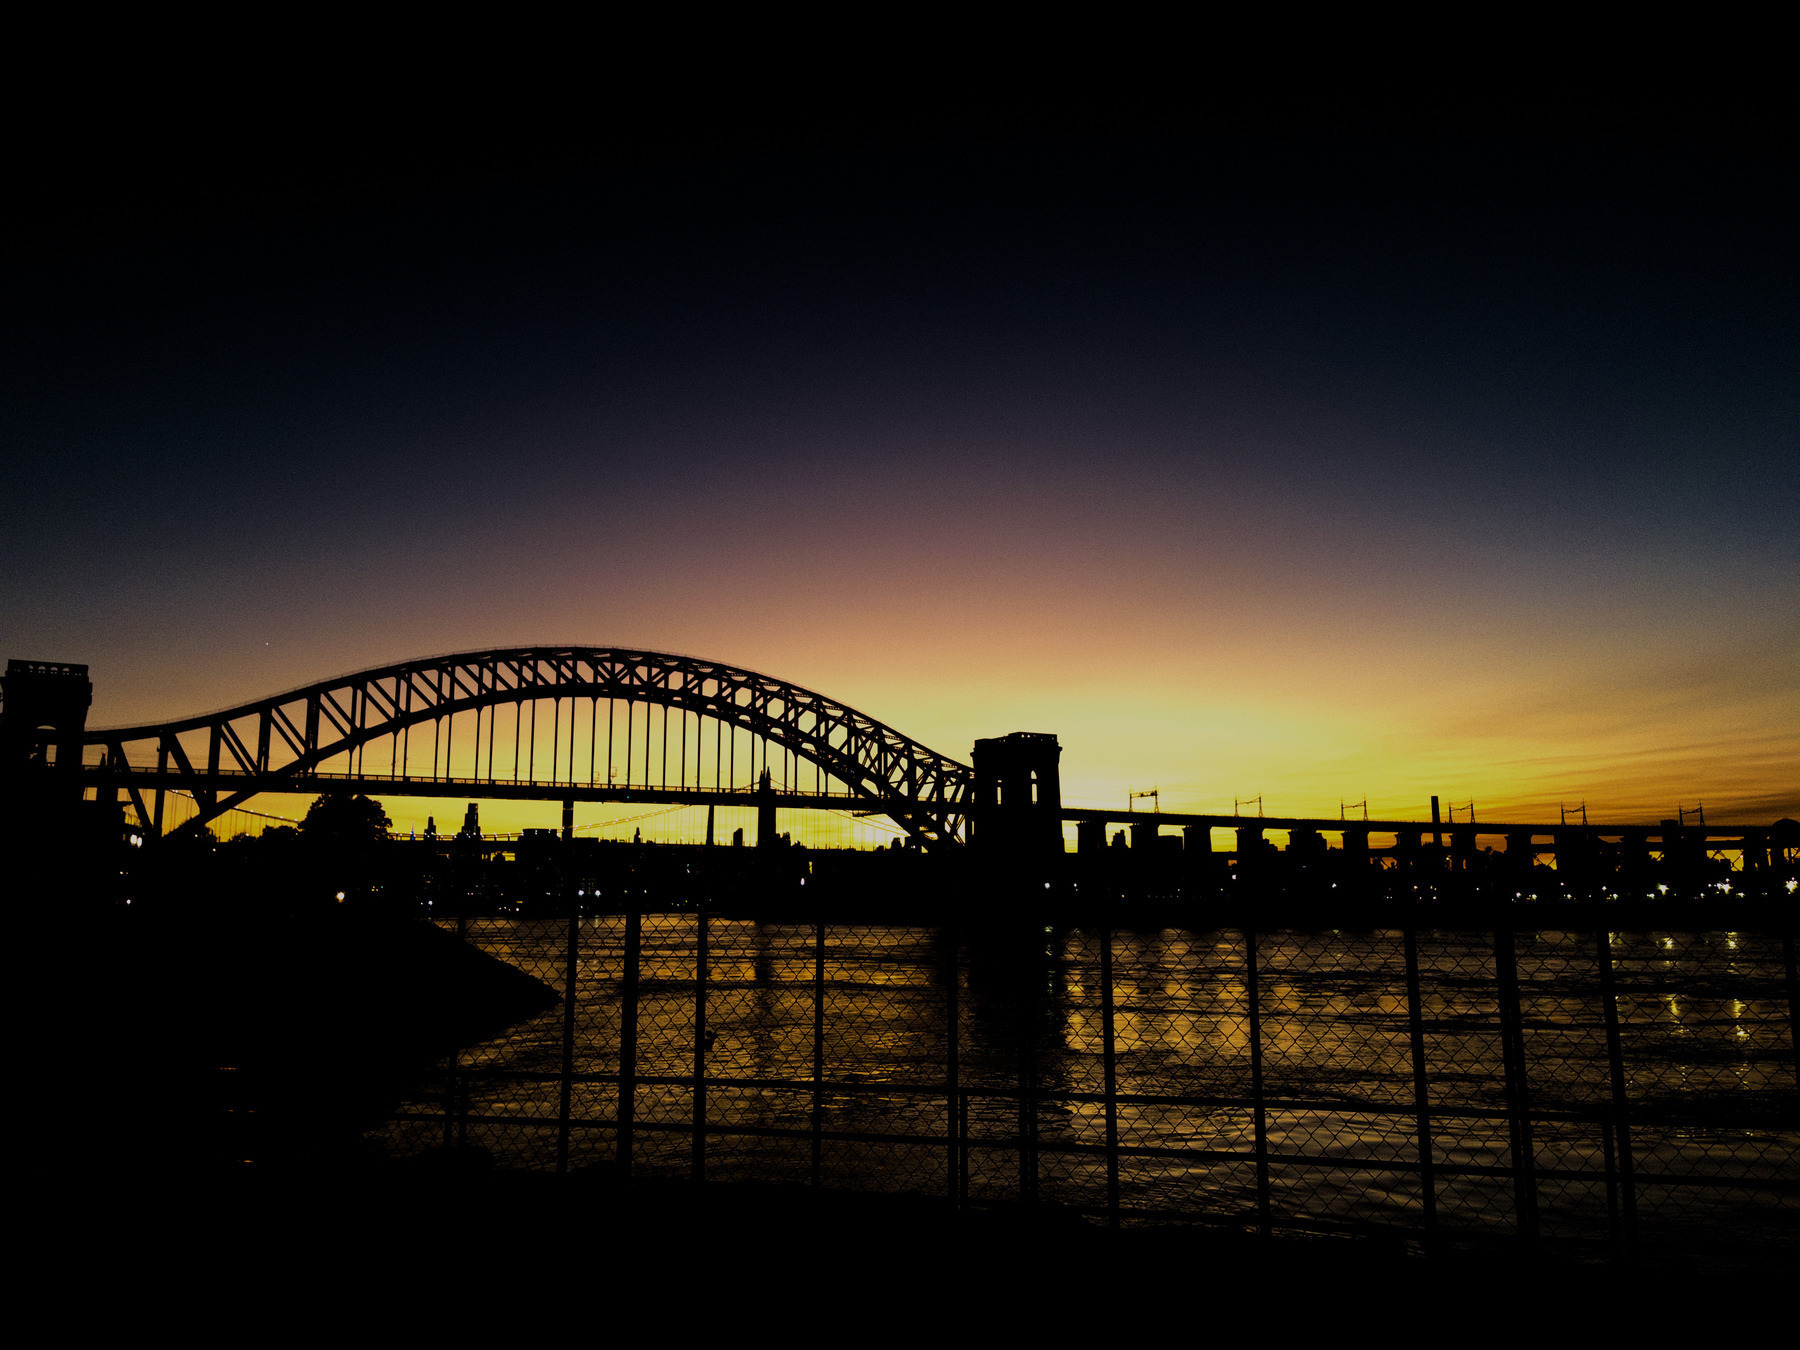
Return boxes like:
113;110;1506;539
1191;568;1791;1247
5;90;1794;817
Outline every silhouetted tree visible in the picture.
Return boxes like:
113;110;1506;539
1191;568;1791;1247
294;793;395;911
129;820;221;912
300;793;391;845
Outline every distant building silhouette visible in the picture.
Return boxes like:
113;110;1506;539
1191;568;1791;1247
757;766;776;848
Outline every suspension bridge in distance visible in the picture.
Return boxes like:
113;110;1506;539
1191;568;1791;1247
3;648;1793;884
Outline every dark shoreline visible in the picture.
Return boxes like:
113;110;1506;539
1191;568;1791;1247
725;897;1800;935
71;909;559;1174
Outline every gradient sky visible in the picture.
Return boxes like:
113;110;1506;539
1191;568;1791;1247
6;102;1795;833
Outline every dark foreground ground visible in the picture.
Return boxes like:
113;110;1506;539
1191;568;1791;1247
59;1160;1778;1334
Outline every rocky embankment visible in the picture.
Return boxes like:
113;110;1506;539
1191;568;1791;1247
76;909;557;1171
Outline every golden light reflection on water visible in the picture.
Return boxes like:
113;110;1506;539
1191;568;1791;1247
375;918;1797;1243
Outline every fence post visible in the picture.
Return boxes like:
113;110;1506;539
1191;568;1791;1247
1101;927;1120;1230
618;908;640;1177
1784;932;1799;1095
1599;1100;1620;1250
443;1051;458;1151
692;903;708;1184
959;1090;970;1207
812;918;826;1187
446;898;468;1151
1594;929;1636;1254
1494;926;1539;1244
945;922;961;1206
1402;925;1437;1243
1019;950;1039;1208
1246;928;1271;1237
557;908;579;1174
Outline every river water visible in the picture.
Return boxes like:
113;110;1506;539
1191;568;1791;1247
371;917;1798;1253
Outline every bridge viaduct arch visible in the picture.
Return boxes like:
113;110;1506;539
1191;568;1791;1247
76;647;974;849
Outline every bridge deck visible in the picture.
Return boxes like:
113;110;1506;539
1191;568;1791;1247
88;766;1766;836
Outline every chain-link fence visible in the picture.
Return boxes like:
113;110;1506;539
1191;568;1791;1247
374;917;1799;1259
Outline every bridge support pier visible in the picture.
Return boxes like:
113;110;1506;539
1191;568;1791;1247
1659;820;1706;887
1553;829;1593;887
1739;830;1768;873
1394;830;1422;875
1236;825;1266;879
1504;831;1536;877
1182;825;1213;894
1449;828;1476;872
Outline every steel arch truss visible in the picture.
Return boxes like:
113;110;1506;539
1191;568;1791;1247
84;647;973;847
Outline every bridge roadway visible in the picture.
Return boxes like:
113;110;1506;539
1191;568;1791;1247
1059;807;1767;838
99;765;1769;842
100;766;916;816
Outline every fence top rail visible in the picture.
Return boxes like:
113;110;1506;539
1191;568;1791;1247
444;907;1800;938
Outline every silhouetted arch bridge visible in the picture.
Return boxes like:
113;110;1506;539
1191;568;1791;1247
36;646;1788;868
74;647;979;848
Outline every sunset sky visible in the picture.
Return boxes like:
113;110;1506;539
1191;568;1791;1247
6;96;1794;835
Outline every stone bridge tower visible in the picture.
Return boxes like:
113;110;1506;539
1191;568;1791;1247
1;659;93;804
971;732;1063;858
1;659;97;865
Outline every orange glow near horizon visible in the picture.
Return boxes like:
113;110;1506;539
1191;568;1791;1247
108;612;1797;846
62;435;1800;841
